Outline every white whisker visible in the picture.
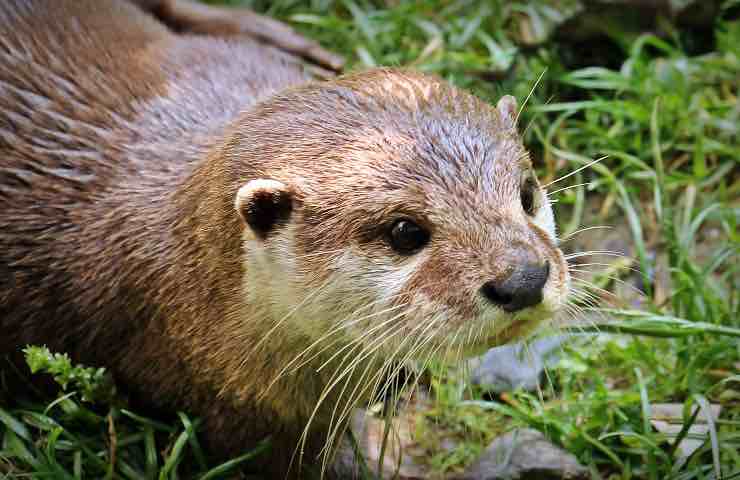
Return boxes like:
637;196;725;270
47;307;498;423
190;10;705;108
542;155;608;188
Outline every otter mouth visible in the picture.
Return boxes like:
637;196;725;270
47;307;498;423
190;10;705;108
495;317;534;342
424;312;552;361
473;309;554;352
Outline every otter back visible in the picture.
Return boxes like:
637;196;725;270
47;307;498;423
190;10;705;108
0;1;306;361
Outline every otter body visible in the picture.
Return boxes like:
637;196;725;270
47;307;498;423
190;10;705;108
0;1;569;478
0;0;318;471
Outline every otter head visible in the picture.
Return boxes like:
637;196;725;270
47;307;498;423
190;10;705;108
229;69;569;362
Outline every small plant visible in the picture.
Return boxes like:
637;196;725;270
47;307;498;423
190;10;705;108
24;345;115;404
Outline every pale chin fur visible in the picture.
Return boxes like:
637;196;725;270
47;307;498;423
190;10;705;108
537;188;572;311
534;190;557;243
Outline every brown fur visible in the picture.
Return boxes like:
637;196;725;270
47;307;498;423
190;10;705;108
0;1;568;478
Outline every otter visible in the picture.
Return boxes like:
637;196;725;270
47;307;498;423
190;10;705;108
0;0;570;478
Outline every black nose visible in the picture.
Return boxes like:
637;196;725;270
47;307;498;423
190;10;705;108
481;262;549;312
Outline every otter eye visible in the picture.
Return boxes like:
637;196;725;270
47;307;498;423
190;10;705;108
521;178;537;216
388;219;429;255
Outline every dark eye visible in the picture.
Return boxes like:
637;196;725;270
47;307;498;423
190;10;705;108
521;178;537;216
387;219;429;255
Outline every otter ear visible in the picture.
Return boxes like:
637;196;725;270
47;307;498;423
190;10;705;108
235;179;294;239
496;95;518;128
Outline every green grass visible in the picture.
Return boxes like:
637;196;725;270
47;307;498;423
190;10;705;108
2;0;739;478
1;347;270;479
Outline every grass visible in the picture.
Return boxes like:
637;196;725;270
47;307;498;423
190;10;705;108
2;0;739;479
1;347;270;479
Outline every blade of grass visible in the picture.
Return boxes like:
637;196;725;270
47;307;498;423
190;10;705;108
198;437;271;480
693;394;721;479
635;368;658;480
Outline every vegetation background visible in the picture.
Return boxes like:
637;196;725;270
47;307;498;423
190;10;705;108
1;0;737;479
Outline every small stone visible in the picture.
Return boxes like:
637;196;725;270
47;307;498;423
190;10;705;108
458;428;589;480
469;336;569;393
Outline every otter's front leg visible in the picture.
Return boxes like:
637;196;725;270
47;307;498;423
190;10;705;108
129;0;344;72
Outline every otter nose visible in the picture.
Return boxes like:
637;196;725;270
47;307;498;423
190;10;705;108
481;262;549;312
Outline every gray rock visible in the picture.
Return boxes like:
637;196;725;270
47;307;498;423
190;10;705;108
469;336;569;393
459;428;589;480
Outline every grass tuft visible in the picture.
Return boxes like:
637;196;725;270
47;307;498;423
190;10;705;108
0;347;269;479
